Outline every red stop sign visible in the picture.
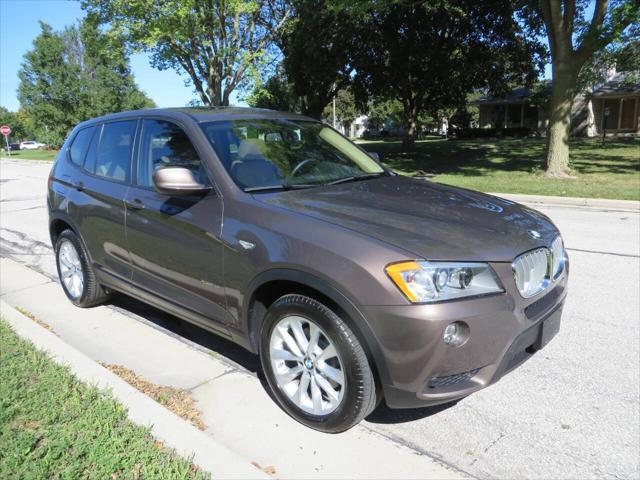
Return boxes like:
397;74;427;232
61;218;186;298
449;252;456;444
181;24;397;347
0;125;10;136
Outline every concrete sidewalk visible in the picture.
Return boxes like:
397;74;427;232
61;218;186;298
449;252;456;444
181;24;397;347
0;257;464;479
489;192;640;211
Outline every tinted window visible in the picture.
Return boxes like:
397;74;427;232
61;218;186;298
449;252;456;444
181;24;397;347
95;120;137;182
69;127;94;166
84;124;101;173
137;119;210;187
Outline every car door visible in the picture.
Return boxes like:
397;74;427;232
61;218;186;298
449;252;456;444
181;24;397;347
125;118;229;327
67;120;136;282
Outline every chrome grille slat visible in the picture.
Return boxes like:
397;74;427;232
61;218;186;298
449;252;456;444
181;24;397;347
513;247;551;298
550;236;565;278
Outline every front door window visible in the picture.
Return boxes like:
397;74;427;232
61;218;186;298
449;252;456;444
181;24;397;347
137;119;211;188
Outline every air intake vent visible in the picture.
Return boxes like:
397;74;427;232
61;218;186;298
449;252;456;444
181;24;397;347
427;368;480;389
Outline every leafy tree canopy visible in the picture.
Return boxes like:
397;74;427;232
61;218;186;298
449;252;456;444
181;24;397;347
82;0;291;106
322;88;360;130
246;65;301;112
0;107;35;143
579;21;640;89
18;19;153;147
343;0;545;148
277;0;363;118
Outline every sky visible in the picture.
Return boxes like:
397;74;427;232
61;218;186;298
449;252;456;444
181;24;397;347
0;0;220;111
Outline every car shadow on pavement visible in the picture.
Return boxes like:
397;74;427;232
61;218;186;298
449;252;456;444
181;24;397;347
109;293;459;425
109;293;261;374
109;294;300;412
366;400;458;424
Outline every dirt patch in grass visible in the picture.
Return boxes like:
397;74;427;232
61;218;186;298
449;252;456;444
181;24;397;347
14;306;55;333
101;363;206;431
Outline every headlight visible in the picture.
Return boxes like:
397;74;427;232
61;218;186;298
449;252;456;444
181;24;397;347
385;261;504;303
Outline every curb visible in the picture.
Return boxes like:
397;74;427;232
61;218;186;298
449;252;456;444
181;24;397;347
489;192;640;211
0;300;269;480
0;156;53;164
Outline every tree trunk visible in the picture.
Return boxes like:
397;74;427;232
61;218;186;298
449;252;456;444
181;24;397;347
303;97;326;120
402;106;418;151
544;64;578;177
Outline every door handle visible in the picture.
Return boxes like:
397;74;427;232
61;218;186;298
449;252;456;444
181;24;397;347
125;198;145;210
72;181;84;191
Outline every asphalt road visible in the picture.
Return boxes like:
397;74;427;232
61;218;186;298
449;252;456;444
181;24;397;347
1;158;639;479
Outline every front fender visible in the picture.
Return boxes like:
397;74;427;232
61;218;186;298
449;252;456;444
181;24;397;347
242;267;392;387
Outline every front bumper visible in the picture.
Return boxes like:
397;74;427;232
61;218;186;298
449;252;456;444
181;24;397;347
361;261;568;409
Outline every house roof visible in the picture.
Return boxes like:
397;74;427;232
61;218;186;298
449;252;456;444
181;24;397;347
473;71;640;105
592;72;640;97
472;82;551;105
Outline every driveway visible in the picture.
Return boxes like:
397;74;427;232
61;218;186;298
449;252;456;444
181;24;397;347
1;158;639;479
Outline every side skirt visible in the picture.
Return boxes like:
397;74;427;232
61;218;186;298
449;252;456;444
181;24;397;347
95;267;237;342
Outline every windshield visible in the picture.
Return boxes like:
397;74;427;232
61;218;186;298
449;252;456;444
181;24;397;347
200;119;385;190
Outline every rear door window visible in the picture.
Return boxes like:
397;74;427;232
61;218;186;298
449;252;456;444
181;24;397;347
95;120;137;182
68;127;94;166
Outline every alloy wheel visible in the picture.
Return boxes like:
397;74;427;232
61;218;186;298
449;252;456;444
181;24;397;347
269;315;345;415
58;239;84;299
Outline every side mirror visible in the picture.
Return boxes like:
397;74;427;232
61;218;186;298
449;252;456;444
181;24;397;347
152;167;211;196
369;152;380;161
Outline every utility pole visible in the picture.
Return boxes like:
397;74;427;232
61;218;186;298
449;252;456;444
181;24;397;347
332;95;336;129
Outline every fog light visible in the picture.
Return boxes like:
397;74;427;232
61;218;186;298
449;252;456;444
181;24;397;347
442;321;469;347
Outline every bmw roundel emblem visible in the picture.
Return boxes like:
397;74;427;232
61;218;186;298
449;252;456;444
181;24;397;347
527;229;541;239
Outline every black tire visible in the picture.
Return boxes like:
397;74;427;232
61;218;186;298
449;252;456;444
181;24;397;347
260;294;376;433
55;229;110;307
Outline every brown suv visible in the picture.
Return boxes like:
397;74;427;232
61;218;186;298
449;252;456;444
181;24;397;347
48;108;568;432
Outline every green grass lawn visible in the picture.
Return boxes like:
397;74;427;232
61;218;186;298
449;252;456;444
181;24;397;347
357;137;640;200
0;319;209;479
1;149;58;161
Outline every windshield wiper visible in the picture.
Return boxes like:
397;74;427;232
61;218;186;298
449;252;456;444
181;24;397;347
326;172;387;186
243;183;319;193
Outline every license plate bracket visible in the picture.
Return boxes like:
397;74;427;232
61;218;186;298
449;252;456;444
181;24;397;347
533;305;562;350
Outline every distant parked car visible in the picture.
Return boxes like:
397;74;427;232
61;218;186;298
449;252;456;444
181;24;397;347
4;143;20;152
20;140;45;150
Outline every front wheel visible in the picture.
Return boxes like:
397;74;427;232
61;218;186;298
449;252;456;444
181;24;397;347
260;294;376;433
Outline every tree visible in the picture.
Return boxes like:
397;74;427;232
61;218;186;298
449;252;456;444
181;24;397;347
82;0;291;107
530;0;639;176
364;99;404;132
77;15;156;116
18;22;85;146
246;65;301;111
18;20;153;147
579;21;640;89
0;107;34;142
348;1;544;149
278;0;361;118
322;88;360;131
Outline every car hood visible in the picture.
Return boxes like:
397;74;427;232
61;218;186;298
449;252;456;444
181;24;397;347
254;176;559;262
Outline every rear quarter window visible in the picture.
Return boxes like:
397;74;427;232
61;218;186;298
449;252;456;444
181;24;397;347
68;127;95;166
84;124;102;174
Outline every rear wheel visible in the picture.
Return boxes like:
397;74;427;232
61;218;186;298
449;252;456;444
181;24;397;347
260;294;376;433
55;229;110;307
